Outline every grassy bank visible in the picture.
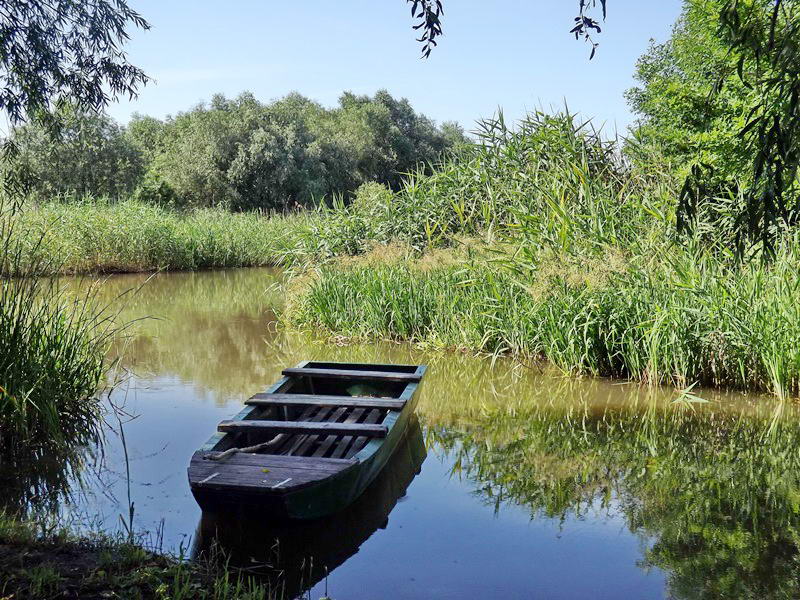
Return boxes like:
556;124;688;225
289;243;800;398
5;199;318;275
0;513;275;599
286;112;800;399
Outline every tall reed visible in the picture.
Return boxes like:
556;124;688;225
7;198;321;275
291;240;800;398
0;202;112;465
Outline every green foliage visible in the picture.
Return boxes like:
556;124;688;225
291;243;800;398
287;110;800;399
6;199;313;274
7;104;145;201
4;89;465;211
0;204;111;464
299;110;675;254
0;1;148;125
717;0;800;256
134;90;465;211
628;0;800;256
0;513;276;600
0;0;149;199
626;0;753;180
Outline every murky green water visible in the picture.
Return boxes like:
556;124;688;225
8;268;800;599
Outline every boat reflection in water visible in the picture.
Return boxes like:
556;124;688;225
192;417;426;597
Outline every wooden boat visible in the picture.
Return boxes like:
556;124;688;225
188;360;426;519
192;417;427;596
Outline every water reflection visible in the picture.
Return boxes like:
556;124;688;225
0;450;90;517
193;418;426;598
22;268;800;598
424;382;800;599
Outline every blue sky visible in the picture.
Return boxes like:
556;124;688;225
108;1;684;135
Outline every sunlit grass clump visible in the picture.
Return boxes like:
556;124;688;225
7;199;320;275
291;237;800;399
0;213;111;463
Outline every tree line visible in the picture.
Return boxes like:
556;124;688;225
6;90;468;211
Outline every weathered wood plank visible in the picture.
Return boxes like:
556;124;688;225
330;407;382;460
247;393;405;410
218;420;388;438
304;361;420;372
313;407;366;459
195;452;355;470
285;405;333;456
189;456;346;492
272;404;318;454
344;408;384;459
294;406;348;457
282;367;422;383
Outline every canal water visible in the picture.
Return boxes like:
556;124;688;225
10;268;800;599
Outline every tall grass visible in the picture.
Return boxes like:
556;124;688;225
286;108;800;397
7;198;322;275
291;236;800;398
301;111;677;255
0;203;112;468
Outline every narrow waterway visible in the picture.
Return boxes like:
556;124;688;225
9;268;800;599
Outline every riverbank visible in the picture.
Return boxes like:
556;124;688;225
287;241;800;398
4;200;315;275
0;513;275;600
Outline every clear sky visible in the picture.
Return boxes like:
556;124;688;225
108;1;684;135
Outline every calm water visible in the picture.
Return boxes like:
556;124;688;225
9;268;800;599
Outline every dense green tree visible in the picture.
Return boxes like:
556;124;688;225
138;90;466;211
227;121;327;211
8;105;144;200
626;0;753;180
625;0;800;256
0;0;149;197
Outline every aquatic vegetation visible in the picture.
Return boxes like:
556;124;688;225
6;199;319;274
288;110;800;399
291;239;800;398
0;209;112;469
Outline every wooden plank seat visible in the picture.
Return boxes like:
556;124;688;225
189;453;354;493
246;393;405;410
218;419;389;438
282;367;422;383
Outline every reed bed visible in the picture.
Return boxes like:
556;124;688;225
0;209;113;463
291;242;800;398
6;199;321;275
288;110;800;398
